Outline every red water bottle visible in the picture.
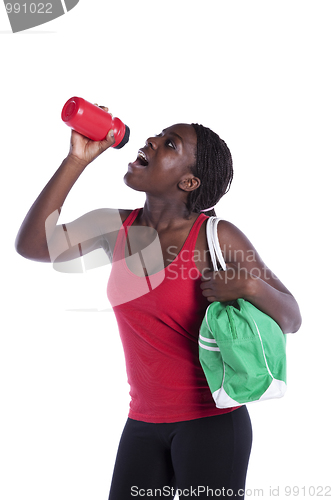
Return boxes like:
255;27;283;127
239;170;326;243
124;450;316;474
61;96;130;149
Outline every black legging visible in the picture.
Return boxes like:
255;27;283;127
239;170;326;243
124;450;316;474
108;406;252;499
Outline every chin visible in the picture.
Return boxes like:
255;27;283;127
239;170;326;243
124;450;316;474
123;172;145;192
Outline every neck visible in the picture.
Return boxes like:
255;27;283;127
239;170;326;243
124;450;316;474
139;196;195;230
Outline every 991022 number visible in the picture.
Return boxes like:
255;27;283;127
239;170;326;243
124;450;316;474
5;3;53;14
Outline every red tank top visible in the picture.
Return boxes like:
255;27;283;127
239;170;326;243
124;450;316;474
107;209;238;423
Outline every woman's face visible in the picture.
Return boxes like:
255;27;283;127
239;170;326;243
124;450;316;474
124;123;198;196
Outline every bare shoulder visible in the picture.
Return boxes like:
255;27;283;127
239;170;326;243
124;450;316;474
216;219;255;254
216;218;293;295
216;218;267;270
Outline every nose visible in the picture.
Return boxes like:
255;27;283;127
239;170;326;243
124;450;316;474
145;136;158;150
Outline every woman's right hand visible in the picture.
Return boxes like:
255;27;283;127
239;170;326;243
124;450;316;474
68;106;116;167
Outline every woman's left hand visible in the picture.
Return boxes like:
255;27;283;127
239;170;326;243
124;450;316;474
200;264;254;303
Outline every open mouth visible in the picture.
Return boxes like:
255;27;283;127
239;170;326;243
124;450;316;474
136;149;149;166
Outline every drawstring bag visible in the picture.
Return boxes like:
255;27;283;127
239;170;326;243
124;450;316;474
199;217;287;408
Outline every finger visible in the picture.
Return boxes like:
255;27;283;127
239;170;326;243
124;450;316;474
99;129;115;148
201;270;224;285
71;128;89;141
200;281;212;290
103;108;113;117
201;288;215;298
94;103;111;114
202;293;215;302
201;271;213;281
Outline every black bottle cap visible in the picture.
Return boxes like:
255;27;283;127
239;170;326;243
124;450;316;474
114;125;130;149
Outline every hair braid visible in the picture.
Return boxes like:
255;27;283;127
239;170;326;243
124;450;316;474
187;124;233;216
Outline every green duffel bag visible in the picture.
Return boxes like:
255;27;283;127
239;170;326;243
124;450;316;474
199;217;287;408
199;297;287;408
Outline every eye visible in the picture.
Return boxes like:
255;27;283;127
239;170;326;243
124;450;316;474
165;139;176;149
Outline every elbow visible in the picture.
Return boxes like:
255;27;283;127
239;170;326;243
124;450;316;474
15;234;26;258
282;304;302;334
290;300;302;333
290;313;302;334
14;228;31;258
285;316;302;334
15;241;32;260
15;233;31;259
14;235;50;263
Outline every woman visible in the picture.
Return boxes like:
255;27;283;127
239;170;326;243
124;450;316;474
15;108;302;499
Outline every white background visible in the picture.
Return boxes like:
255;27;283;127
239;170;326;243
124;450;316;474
1;1;332;499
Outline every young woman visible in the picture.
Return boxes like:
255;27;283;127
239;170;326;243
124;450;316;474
15;108;302;499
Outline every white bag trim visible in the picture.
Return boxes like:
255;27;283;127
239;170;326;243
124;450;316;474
246;307;274;380
199;334;218;344
198;341;221;352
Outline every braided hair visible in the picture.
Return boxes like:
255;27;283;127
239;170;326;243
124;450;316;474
186;124;233;217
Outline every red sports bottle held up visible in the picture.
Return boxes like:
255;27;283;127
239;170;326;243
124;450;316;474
61;96;130;149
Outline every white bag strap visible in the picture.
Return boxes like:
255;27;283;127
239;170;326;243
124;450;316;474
206;217;218;271
206;216;227;272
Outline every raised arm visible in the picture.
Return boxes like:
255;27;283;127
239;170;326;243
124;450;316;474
15;111;125;264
